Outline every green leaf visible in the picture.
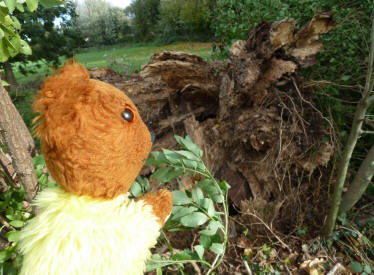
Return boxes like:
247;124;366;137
151;167;173;182
150;151;169;165
177;150;200;161
199;220;221;236
197;180;223;203
194;245;204;259
130;181;142;198
191;187;204;202
171;250;193;261
350;261;363;273
171;206;197;221
145;254;171;272
162;149;183;165
15;3;24;12
163;168;184;183
199;198;215;217
39;0;63;8
340;75;350;81
210;243;224;255
200;234;211;249
4;0;16;13
6;231;20;242
172;190;191;205
180;212;208;227
11;16;20;29
26;0;38;11
1;80;9;86
364;265;372;274
181;159;197;170
9;220;24;228
0;250;11;263
218;181;231;191
175;135;203;158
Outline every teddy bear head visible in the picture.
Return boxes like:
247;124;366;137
33;61;152;199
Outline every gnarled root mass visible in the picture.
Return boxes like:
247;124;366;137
90;13;336;234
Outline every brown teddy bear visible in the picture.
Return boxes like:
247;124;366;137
18;61;173;275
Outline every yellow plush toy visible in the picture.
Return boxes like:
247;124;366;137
19;61;173;275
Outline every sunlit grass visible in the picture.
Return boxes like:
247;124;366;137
14;42;213;85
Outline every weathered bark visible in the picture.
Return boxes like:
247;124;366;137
90;13;336;233
0;78;38;202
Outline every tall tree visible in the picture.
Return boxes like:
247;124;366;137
76;0;127;46
127;0;160;41
2;0;83;89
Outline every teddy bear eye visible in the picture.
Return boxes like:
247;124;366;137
122;108;134;122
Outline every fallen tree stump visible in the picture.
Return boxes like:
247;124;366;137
90;12;336;234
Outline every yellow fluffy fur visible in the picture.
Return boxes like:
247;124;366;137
19;187;161;275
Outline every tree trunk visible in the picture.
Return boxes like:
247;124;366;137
339;143;374;214
89;13;336;234
0;77;38;202
2;61;18;91
324;13;374;236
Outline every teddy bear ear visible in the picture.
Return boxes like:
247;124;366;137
32;60;90;146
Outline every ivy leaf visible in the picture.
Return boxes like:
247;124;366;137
172;190;190;205
180;212;208;227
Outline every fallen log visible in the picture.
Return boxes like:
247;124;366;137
90;12;336;233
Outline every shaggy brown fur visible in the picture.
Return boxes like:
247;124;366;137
33;60;172;221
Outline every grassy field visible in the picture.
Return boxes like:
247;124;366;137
14;42;213;86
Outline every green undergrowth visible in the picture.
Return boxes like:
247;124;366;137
1;136;230;274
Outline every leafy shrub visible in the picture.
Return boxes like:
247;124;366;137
132;136;230;274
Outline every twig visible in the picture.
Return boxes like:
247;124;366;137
243;260;252;275
246;212;291;251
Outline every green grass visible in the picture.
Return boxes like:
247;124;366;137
14;42;213;85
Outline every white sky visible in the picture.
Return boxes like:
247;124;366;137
76;0;132;9
106;0;131;8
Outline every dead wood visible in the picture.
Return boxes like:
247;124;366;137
89;13;336;234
